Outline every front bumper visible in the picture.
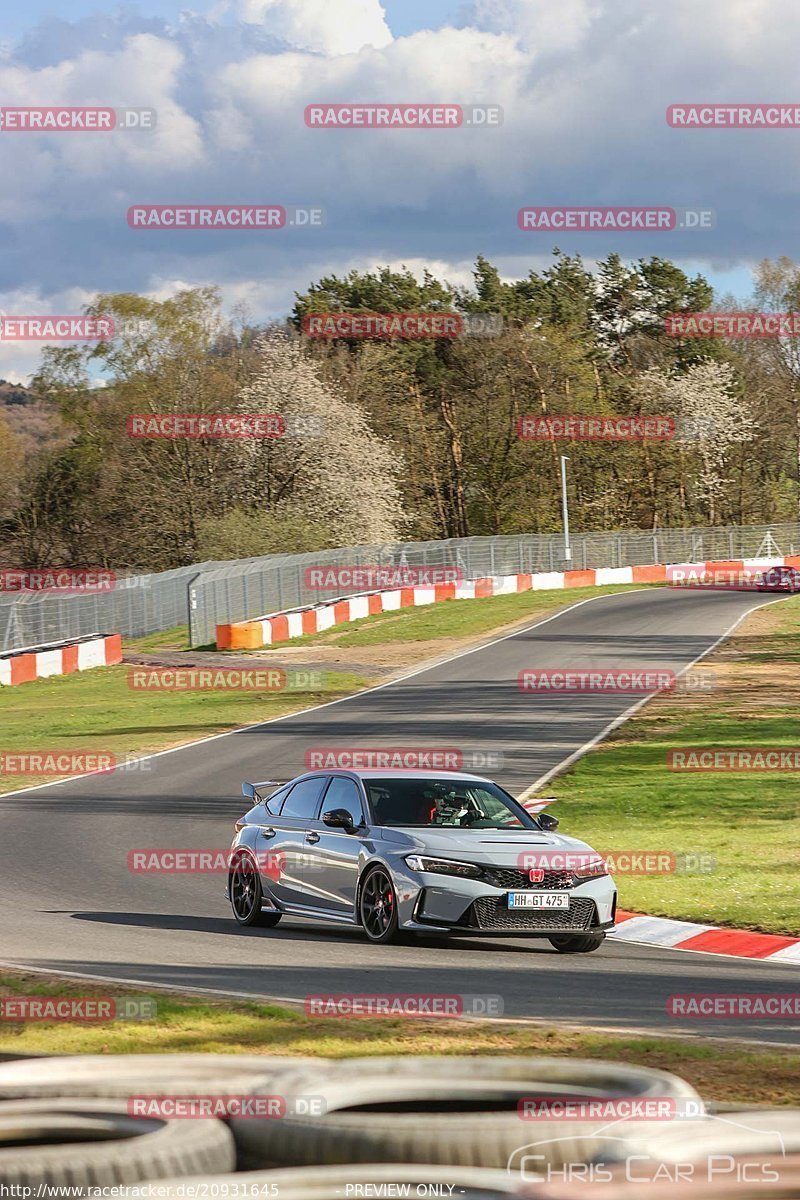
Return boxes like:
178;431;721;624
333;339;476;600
393;865;617;937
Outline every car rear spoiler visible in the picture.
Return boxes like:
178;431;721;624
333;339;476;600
242;779;286;802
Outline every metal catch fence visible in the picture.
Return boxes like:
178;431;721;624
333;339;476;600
0;522;797;652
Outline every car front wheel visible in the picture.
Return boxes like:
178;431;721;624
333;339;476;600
230;854;282;928
548;933;605;954
359;866;400;944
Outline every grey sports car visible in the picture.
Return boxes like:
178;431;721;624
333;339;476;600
226;769;617;951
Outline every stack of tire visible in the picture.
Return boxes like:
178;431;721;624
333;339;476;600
0;1054;797;1198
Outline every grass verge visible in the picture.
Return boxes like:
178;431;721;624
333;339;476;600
0;972;797;1106
124;626;191;653
261;584;650;648
542;596;800;933
0;664;367;795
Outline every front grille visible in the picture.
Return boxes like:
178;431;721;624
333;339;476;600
465;896;597;932
480;867;573;891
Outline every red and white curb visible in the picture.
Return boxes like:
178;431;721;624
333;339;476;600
612;910;800;962
216;556;800;650
0;633;122;687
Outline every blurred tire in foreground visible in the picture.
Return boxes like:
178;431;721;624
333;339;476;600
230;1055;702;1169
0;1053;324;1100
0;1098;235;1191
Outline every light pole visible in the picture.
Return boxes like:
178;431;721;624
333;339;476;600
560;455;572;563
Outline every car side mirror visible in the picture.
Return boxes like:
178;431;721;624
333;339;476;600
539;813;559;831
322;808;356;832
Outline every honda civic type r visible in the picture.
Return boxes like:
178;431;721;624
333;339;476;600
226;770;617;951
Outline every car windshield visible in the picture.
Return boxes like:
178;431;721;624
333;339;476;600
365;777;538;829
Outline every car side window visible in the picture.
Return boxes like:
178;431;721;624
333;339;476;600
264;787;289;815
280;777;328;820
321;776;364;826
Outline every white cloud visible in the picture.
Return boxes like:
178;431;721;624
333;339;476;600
0;33;203;221
3;0;800;377
468;0;598;55
236;0;392;55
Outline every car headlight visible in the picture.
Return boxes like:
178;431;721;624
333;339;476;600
405;854;482;878
573;857;608;881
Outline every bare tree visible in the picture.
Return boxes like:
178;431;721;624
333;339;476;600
753;257;800;517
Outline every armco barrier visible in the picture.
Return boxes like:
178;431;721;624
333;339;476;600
216;557;800;650
0;633;122;687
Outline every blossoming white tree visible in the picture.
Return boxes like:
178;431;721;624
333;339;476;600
634;363;757;525
233;331;405;547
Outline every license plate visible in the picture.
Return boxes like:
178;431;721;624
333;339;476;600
508;892;570;909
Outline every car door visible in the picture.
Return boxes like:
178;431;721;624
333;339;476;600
295;775;367;915
266;776;330;907
249;785;291;899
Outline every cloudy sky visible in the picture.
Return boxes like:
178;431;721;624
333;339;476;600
0;0;795;379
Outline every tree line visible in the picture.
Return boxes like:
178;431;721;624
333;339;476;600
1;252;799;572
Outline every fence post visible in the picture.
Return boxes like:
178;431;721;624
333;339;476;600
187;574;202;647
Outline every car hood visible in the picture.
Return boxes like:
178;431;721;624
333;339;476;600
376;826;601;864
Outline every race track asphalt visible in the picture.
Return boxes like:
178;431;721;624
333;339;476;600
0;587;796;1045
